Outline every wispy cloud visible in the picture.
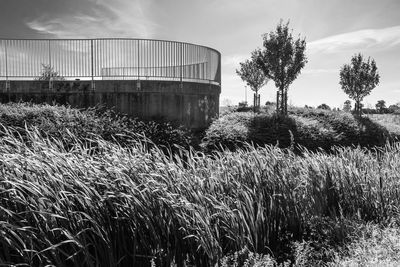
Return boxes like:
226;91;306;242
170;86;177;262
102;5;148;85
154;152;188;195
222;54;248;67
26;0;157;38
308;25;400;54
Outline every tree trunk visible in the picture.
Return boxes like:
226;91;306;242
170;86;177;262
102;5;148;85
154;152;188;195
279;86;285;116
284;88;288;115
276;90;280;114
355;100;362;118
253;89;259;112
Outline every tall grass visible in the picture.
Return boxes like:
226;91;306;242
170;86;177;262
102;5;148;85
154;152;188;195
1;124;400;266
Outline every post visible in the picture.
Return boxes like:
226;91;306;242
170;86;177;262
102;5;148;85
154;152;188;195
5;40;9;92
180;43;183;89
137;40;141;90
48;40;53;90
91;39;95;91
137;40;140;79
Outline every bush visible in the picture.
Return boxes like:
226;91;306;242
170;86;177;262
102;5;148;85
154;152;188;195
201;108;398;152
201;112;300;151
0;102;192;150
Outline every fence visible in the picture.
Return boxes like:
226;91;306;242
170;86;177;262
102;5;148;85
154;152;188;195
0;38;221;86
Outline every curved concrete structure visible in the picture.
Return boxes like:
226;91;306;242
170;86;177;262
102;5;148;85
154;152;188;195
0;38;221;128
0;80;220;129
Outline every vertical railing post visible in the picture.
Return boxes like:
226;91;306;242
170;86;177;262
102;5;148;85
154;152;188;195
136;40;140;90
5;40;10;92
91;39;95;91
180;43;183;89
48;40;53;90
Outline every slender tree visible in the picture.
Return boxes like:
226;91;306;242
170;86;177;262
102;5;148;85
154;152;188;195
254;20;307;116
375;100;386;113
236;58;268;112
343;100;352;112
339;53;380;117
36;63;65;81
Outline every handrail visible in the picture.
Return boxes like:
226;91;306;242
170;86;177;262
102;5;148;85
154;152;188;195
0;38;221;86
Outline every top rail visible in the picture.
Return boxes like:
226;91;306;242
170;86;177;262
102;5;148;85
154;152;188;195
0;38;221;86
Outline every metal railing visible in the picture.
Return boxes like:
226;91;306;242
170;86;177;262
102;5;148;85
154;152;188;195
0;38;221;86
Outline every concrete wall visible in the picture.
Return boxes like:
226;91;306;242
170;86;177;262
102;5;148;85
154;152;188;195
0;80;220;129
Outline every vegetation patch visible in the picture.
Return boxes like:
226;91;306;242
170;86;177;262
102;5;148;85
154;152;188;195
331;224;400;266
1;121;400;265
1;103;400;266
201;108;397;152
0;102;193;150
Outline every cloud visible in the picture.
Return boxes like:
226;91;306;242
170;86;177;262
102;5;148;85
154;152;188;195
26;0;157;38
222;54;248;67
308;25;400;54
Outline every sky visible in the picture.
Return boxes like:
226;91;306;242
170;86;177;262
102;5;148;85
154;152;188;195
1;0;400;108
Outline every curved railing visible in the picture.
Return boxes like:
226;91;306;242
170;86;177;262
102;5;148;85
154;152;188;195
0;38;221;86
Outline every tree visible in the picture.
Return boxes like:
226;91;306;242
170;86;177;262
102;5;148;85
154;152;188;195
339;53;380;117
375;100;386;113
254;20;307;116
343;100;352;112
36;63;65;81
317;103;331;110
388;104;400;114
236;58;268;112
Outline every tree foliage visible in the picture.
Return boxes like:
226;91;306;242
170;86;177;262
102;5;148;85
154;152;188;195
317;103;331;110
236;58;268;111
36;63;65;81
236;58;267;93
339;53;380;117
254;20;307;116
343;100;352;112
388;104;400;114
375;100;386;113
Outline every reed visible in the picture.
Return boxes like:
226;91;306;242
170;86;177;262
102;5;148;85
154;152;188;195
0;125;400;266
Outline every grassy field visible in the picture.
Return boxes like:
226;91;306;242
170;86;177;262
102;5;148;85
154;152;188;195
1;103;400;266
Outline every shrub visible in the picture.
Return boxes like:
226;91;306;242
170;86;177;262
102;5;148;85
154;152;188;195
201;112;253;151
0;102;192;150
202;108;398;152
